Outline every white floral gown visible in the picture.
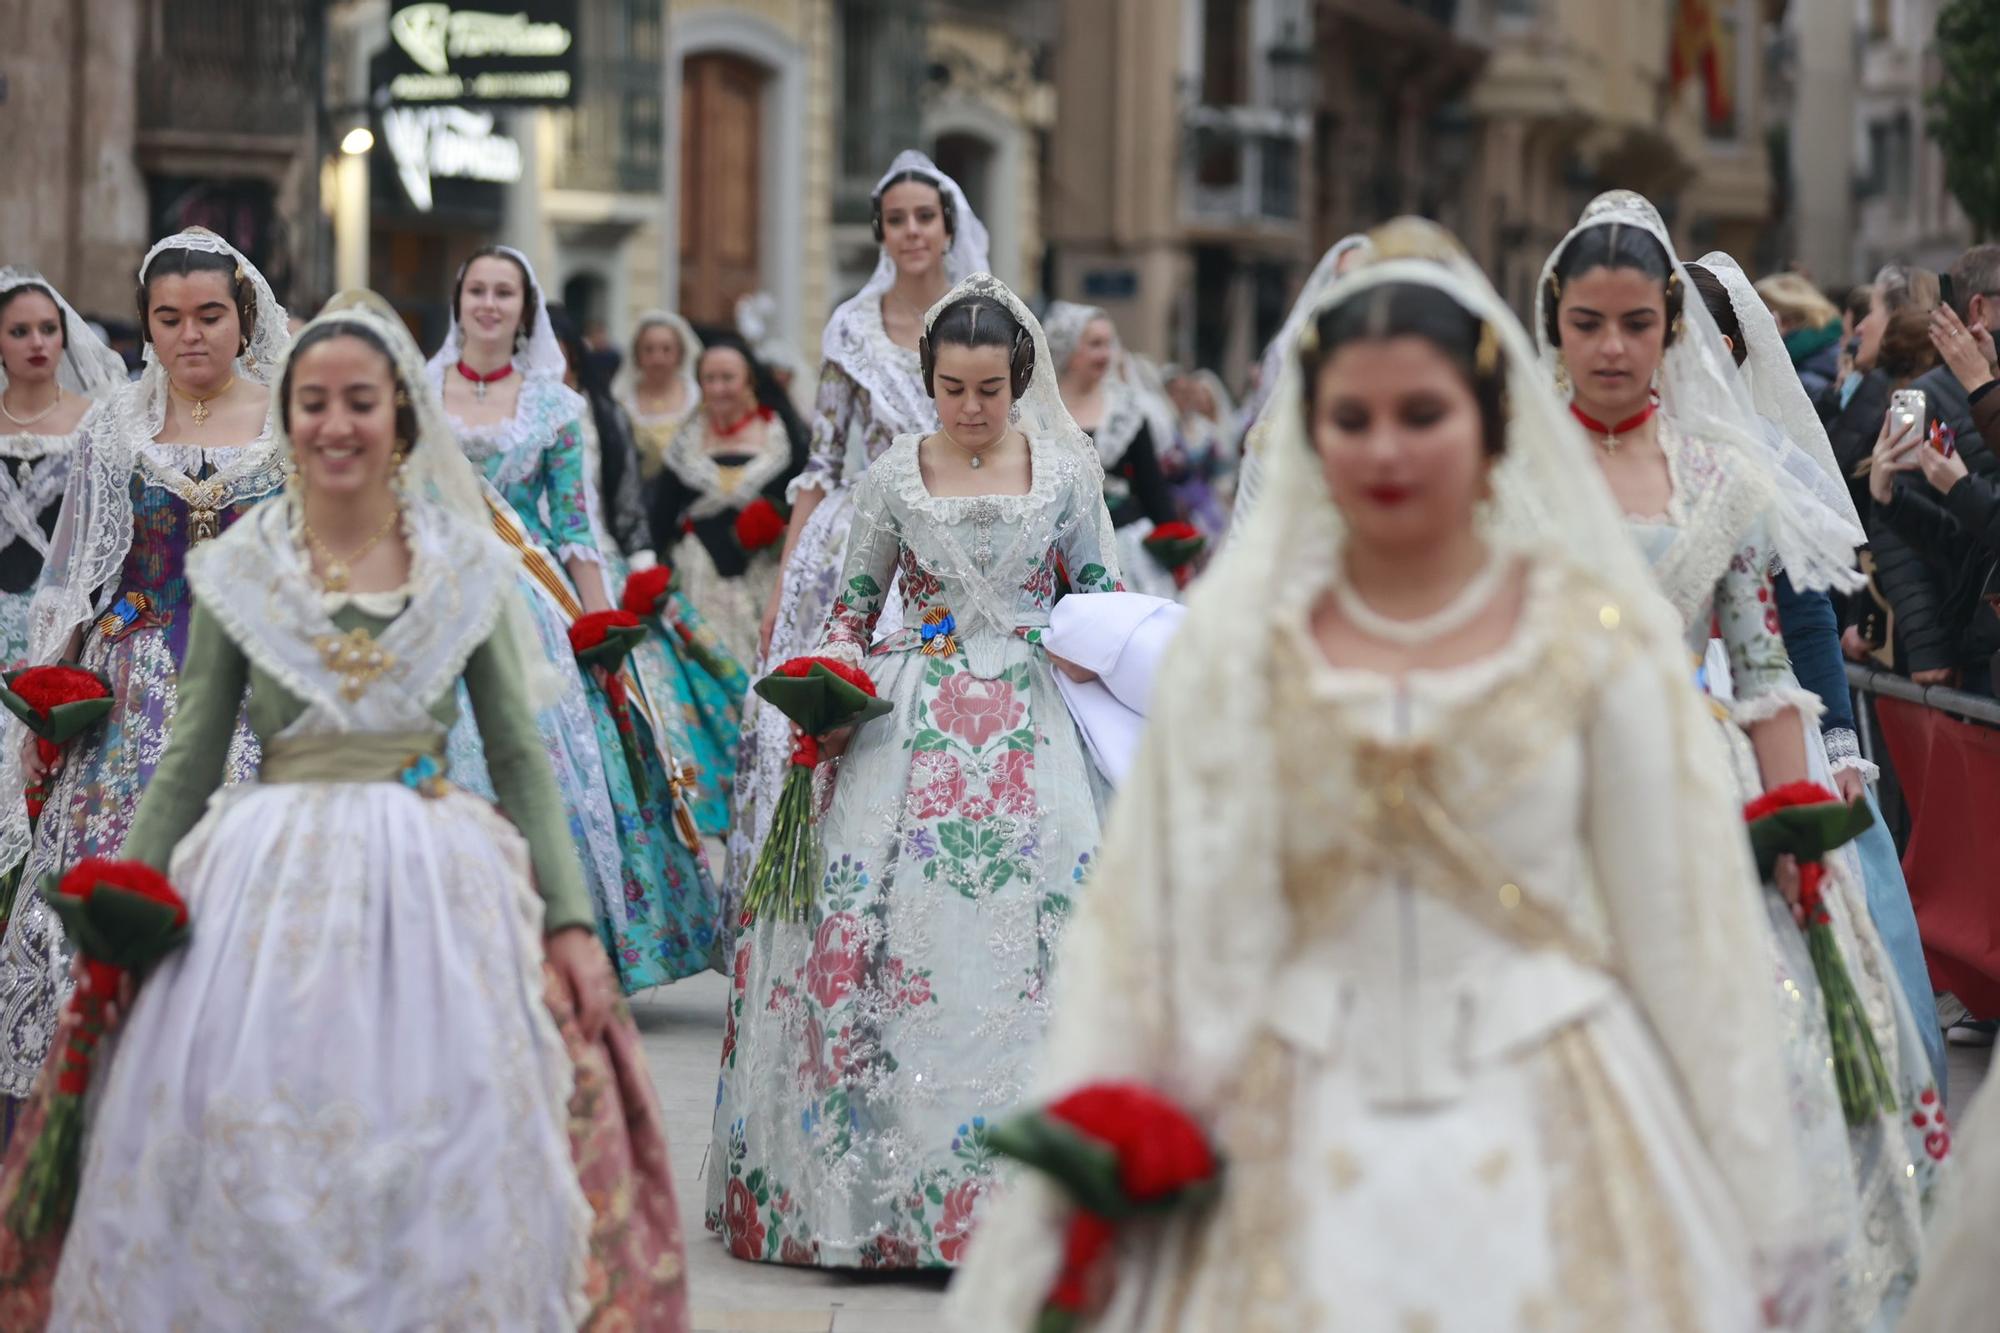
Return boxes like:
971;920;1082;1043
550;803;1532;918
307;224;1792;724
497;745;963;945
1630;420;1942;1329
709;435;1121;1268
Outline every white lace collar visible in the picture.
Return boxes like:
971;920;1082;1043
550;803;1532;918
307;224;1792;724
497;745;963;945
660;409;794;519
1630;414;1774;626
822;294;935;441
433;371;587;488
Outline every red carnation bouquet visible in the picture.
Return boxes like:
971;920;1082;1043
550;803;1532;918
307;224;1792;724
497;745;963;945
1141;522;1206;589
10;859;191;1238
734;496;790;554
990;1082;1221;1331
1744;781;1893;1124
742;656;891;921
0;665;114;824
570;610;655;801
620;566;748;700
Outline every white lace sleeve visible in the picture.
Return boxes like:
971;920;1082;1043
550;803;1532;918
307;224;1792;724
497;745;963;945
1823;727;1879;781
815;468;900;668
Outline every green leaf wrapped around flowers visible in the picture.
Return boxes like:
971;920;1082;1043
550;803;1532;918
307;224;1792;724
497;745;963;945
742;657;892;922
1745;788;1876;881
568;610;649;672
752;658;893;734
0;664;115;745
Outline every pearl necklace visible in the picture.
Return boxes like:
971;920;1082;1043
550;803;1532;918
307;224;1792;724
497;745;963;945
1330;548;1508;647
0;385;61;429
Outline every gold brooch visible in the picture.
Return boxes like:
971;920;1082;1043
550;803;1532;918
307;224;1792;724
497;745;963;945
315;626;395;701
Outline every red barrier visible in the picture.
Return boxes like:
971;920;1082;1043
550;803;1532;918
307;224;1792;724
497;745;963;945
1876;696;2000;1018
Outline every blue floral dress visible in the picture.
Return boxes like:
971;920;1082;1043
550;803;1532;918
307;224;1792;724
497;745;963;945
439;374;722;989
708;435;1121;1268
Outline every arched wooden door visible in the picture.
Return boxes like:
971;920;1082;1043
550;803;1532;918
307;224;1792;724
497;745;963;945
679;53;766;324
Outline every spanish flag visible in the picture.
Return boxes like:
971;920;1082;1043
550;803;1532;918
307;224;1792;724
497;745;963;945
1670;0;1733;130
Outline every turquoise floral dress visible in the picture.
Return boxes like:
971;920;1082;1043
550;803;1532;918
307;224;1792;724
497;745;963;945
437;373;723;989
708;434;1121;1268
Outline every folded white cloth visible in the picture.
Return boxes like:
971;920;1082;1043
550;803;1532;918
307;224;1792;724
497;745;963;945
1044;593;1185;783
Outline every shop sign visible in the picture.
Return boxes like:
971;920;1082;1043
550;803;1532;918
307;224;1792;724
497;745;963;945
384;1;577;106
382;106;524;212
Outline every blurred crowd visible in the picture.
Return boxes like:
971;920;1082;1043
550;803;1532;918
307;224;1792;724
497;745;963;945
1775;246;2000;696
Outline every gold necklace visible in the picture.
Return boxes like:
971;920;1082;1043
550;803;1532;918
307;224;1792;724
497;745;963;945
302;504;403;592
0;384;61;428
172;374;236;427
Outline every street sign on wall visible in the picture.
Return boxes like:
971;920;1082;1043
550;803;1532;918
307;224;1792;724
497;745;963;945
382;1;578;107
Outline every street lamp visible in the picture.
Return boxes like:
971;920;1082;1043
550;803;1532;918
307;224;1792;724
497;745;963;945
333;123;374;292
341;126;376;156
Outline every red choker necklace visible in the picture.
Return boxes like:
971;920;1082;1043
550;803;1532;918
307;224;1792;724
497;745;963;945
712;405;773;439
1569;394;1659;452
455;360;516;401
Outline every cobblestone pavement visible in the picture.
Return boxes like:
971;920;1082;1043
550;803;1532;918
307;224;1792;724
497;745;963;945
635;971;948;1333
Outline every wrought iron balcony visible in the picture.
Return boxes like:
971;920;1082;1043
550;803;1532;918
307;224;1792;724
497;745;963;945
556;55;664;195
1182;107;1306;229
138;0;311;139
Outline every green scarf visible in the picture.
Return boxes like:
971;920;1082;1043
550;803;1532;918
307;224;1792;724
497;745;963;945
1783;320;1843;366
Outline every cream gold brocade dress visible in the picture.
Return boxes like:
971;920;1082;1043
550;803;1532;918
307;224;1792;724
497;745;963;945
1089;561;1767;1333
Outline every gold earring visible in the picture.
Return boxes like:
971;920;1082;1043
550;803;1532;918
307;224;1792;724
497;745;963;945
1474;322;1500;378
1553;360;1571;397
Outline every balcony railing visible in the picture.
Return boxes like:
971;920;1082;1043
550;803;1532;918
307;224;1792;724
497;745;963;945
138;0;311;139
1182;109;1305;228
556;55;664;195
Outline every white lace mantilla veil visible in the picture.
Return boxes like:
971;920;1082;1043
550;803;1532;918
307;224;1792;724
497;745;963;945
425;244;568;389
947;223;1816;1329
300;290;561;710
1042;302;1171;470
617;309;704;410
1531;192;1861;595
819;150;990;438
0;269;129;401
1226;233;1373;543
1696;250;1869;550
924;274;1096;465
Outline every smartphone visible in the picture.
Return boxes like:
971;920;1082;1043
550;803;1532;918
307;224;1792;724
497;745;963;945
1890;388;1927;437
1941;273;1957;310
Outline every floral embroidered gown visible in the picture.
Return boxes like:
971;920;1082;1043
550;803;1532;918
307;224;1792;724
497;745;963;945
437;374;723;989
579;404;745;843
709;434;1122;1268
724;329;937;942
0;434;274;1128
1632;419;1942;1329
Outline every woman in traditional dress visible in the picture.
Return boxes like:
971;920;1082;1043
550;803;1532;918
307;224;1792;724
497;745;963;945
0;291;686;1328
649;334;807;666
1164;367;1238;534
0;272;127;671
622;310;703;485
0;229;289;1137
1227;233;1372;544
710;274;1121;1270
429;246;721;990
1537;191;1940;1328
551;302;655;570
1045;303;1182;599
950;219;1818;1333
726;150;989;939
1689;251;1946;1092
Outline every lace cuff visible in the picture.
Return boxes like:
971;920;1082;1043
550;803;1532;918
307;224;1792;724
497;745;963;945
813;640;867;670
786;456;840;506
1731;684;1826;730
556;541;604;568
1823;727;1879;782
